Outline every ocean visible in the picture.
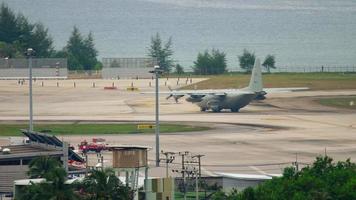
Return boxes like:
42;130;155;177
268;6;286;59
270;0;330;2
1;0;356;70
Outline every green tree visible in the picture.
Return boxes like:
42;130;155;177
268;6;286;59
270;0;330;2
65;27;99;70
77;168;133;200
147;33;174;72
20;156;76;200
193;50;211;75
28;156;62;178
211;190;227;200
28;23;54;58
15;14;34;50
0;3;19;44
221;156;356;200
211;49;227;74
0;3;54;58
66;26;84;70
82;32;98;70
193;49;227;75
175;64;184;74
0;41;22;58
238;49;255;72
21;168;76;200
262;55;276;73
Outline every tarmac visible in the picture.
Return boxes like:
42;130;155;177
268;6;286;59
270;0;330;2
0;78;356;177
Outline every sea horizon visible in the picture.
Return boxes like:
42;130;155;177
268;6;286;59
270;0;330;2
1;0;356;70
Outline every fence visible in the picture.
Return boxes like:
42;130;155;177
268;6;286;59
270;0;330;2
0;58;67;78
67;70;102;79
102;57;156;79
189;65;356;74
266;66;356;73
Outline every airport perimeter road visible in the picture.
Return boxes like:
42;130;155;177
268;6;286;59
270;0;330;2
0;79;356;175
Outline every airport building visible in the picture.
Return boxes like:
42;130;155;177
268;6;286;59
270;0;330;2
0;130;83;198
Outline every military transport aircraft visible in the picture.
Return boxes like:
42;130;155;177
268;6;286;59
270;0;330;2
162;59;308;112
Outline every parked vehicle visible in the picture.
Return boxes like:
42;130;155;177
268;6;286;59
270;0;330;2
78;138;107;153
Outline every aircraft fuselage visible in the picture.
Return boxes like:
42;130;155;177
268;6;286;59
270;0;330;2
191;93;257;112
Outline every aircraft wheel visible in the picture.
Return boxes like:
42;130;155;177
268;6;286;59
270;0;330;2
231;108;239;112
200;107;207;112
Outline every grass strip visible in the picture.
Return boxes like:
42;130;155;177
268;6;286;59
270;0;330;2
0;123;211;136
318;96;356;109
181;73;356;90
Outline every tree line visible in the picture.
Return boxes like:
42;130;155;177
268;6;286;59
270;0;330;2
147;34;276;75
0;3;101;70
211;156;356;200
1;3;274;74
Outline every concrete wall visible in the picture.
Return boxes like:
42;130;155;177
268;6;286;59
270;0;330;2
0;165;28;194
222;177;266;192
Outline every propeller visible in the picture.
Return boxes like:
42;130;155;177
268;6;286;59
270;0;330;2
166;94;173;100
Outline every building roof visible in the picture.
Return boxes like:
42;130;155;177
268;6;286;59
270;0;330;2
0;145;62;161
106;144;152;150
21;130;84;162
215;172;282;181
14;178;46;185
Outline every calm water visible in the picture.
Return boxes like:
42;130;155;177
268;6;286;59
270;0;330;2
2;0;356;70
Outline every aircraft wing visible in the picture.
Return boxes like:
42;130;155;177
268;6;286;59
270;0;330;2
176;89;255;96
263;87;309;93
142;89;254;96
142;87;307;96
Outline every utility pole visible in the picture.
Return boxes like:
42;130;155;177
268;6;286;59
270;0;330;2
182;153;186;200
195;169;199;200
191;154;204;200
172;151;204;200
26;48;35;132
161;151;176;177
294;153;299;172
193;154;204;178
179;151;188;200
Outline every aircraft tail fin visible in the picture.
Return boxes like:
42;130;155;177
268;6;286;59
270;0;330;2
248;58;263;92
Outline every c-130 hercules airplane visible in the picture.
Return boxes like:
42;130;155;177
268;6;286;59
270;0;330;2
163;59;308;112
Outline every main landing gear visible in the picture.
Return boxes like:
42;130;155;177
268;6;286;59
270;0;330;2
230;108;240;112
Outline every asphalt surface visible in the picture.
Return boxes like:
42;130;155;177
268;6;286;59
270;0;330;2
0;79;356;177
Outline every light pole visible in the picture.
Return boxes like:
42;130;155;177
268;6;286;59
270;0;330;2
149;65;163;167
26;48;35;132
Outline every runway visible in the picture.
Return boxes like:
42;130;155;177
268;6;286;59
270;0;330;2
0;79;355;176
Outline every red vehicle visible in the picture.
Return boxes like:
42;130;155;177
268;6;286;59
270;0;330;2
79;138;107;153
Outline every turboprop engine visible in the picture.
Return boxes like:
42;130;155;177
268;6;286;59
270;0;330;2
186;95;205;103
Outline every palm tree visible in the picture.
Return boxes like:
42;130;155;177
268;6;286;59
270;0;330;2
28;156;62;178
45;167;77;200
21;156;77;200
78;168;133;200
22;168;76;200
